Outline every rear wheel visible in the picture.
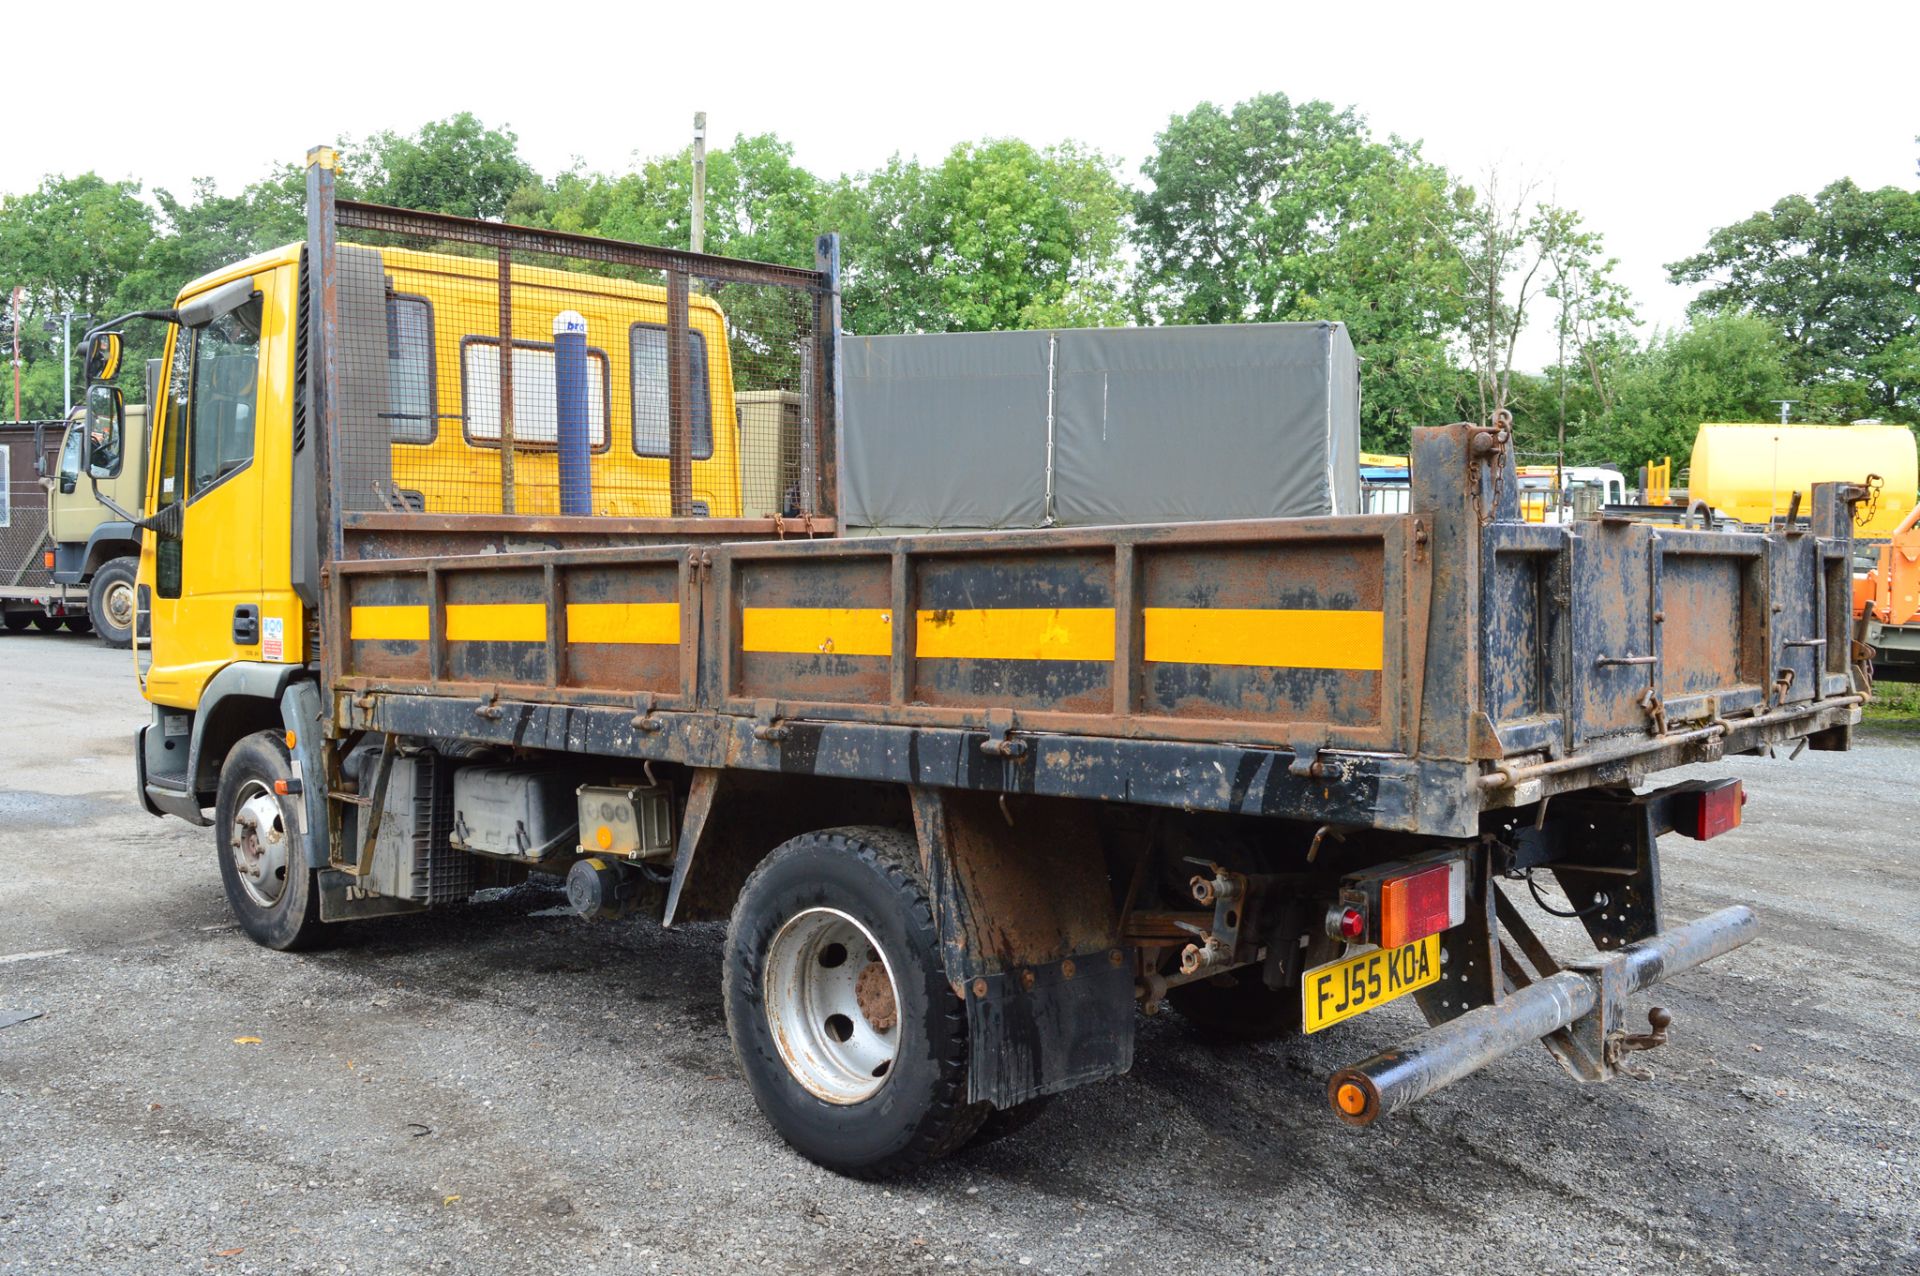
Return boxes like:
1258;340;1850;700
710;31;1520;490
1168;968;1299;1042
214;731;326;951
88;557;138;649
31;614;61;633
3;612;29;632
63;614;92;635
724;826;984;1178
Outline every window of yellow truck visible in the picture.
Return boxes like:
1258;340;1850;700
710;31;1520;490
630;324;713;459
188;297;264;497
386;293;437;443
459;337;609;449
154;327;192;598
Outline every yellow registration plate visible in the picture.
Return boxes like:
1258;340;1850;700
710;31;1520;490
1302;933;1443;1033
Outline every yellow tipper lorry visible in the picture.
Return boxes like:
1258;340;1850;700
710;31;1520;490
78;150;1868;1178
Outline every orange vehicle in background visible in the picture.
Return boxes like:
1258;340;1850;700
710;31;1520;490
1856;501;1920;682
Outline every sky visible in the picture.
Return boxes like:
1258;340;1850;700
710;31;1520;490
3;0;1915;371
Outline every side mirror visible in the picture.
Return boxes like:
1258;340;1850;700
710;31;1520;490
83;331;123;383
82;383;125;481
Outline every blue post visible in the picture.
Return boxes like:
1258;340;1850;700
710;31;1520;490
554;309;591;516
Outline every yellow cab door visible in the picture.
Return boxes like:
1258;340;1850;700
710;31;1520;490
142;271;278;709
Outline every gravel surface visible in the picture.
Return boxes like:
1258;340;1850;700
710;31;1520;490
2;634;1915;1275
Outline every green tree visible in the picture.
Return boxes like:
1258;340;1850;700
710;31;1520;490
1131;93;1473;449
1570;314;1795;469
838;139;1129;334
1667;179;1920;422
361;113;540;221
527;132;826;267
0;173;155;417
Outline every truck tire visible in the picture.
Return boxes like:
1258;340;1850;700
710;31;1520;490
31;614;61;633
1168;969;1299;1042
3;612;28;632
213;731;327;952
64;614;93;635
724;826;986;1178
88;556;138;649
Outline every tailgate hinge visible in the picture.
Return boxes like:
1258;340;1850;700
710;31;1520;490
752;698;789;743
631;690;663;733
980;708;1025;758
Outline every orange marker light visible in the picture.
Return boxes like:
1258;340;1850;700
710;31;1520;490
284;730;298;750
44;551;55;569
1380;861;1464;950
1336;1082;1368;1116
595;825;614;850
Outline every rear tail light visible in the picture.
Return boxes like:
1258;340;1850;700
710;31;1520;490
1380;861;1466;950
1692;780;1744;840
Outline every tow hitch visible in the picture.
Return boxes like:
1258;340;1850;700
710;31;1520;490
1327;905;1756;1125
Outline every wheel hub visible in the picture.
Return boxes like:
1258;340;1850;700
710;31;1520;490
101;580;135;630
229;783;290;909
764;907;901;1104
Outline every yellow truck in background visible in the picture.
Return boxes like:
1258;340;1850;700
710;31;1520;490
1688;422;1918;538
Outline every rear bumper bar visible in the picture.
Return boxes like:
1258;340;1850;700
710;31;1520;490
1328;905;1758;1125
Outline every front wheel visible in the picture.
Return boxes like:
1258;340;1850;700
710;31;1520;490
724;826;984;1178
214;731;327;951
88;556;138;649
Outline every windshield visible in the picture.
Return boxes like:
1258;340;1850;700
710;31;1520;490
59;426;81;481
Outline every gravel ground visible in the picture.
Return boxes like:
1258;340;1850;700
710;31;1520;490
2;634;1915;1275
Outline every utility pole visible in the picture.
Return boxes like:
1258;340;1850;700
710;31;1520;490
690;111;708;256
46;310;92;416
9;286;22;422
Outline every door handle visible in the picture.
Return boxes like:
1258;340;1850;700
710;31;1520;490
233;605;259;646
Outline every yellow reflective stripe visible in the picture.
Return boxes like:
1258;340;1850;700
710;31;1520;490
446;602;546;643
741;607;894;657
915;607;1115;662
1143;607;1385;671
349;605;427;642
566;601;680;645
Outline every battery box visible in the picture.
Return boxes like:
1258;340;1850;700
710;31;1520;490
451;766;578;861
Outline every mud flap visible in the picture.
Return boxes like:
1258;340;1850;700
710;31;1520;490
910;786;1132;1108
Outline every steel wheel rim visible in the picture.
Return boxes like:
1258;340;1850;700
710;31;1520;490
229;781;290;909
764;907;901;1104
101;578;135;631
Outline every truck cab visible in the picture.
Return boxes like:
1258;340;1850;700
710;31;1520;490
48;402;149;646
104;238;752;819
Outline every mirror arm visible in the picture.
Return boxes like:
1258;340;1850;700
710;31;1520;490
86;474;180;539
84;309;179;342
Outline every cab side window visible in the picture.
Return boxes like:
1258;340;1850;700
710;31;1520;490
188;295;263;497
630;324;713;460
387;293;436;443
155;326;194;598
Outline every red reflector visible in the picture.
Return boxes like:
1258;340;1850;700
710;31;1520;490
1696;781;1743;840
1338;907;1365;940
1381;864;1453;950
